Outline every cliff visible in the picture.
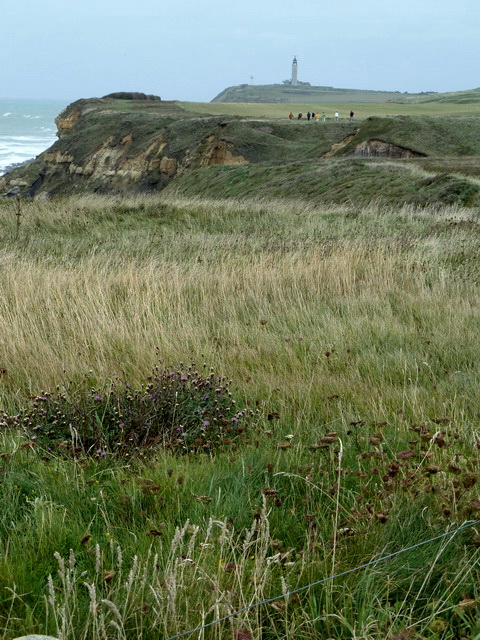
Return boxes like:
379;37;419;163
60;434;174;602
2;95;480;200
1;95;342;198
0;97;246;197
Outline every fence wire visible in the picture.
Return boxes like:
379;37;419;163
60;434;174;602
164;518;480;640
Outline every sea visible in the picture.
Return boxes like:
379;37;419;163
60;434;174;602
0;98;69;176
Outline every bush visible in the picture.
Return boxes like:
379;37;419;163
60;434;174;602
102;92;161;101
10;362;255;457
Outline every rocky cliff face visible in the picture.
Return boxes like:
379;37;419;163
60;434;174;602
352;138;426;158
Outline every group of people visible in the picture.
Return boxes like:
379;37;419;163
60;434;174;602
288;110;355;121
288;111;325;121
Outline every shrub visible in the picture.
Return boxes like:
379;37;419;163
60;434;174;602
11;362;255;457
102;92;161;101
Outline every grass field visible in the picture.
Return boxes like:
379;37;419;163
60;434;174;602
0;194;479;639
182;100;480;119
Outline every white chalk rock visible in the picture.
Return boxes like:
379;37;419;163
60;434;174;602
12;635;59;640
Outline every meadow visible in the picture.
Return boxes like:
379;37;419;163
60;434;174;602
0;194;479;639
182;100;480;120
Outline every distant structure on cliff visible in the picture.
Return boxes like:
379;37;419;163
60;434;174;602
291;56;298;86
283;57;311;87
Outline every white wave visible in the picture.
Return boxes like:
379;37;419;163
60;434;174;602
0;151;30;165
0;156;34;176
0;135;57;175
0;143;48;156
1;135;38;142
0;99;64;175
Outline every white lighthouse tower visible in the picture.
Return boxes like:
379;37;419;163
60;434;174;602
291;56;298;86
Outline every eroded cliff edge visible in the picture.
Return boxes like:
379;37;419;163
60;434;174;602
1;97;255;198
1;95;343;198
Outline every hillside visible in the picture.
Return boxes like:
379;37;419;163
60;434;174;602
416;87;480;104
165;159;480;209
1;94;480;206
211;83;480;105
1;192;480;638
2;94;480;638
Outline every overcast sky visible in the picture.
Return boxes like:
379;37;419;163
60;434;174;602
2;0;479;103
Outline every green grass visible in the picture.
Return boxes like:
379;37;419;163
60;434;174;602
208;83;480;107
335;116;480;156
165;159;480;208
183;99;480;119
0;94;478;637
0;194;480;638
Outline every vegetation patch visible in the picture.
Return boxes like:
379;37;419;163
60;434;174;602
12;362;254;457
102;92;162;101
165;159;480;208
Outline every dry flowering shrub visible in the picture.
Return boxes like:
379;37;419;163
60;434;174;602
12;362;255;457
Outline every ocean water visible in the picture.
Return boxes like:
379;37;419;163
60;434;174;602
0;99;68;175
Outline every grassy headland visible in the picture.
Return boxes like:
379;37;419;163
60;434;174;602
2;92;479;200
209;83;480;106
0;194;479;639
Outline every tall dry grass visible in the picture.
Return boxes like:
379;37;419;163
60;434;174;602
0;196;479;429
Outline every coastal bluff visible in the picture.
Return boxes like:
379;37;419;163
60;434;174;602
0;95;253;198
2;93;480;199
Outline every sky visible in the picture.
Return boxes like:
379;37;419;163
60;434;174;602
1;0;479;103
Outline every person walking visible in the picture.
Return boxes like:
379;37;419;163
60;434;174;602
349;110;355;120
335;111;339;121
297;112;303;120
321;112;326;121
307;111;311;121
288;112;294;119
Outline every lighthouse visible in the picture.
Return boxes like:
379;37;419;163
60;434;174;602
291;56;298;87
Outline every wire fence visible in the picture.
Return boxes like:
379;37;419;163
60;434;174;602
164;518;480;640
